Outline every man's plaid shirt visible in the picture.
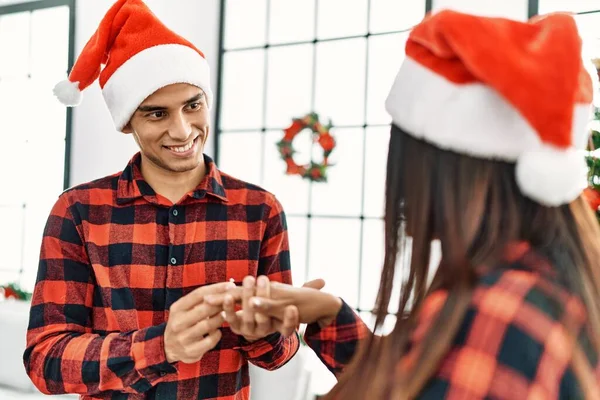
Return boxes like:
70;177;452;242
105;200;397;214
305;242;600;399
24;153;299;399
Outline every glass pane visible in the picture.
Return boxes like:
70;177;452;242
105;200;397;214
359;220;405;314
433;0;528;20
268;0;315;44
262;129;310;214
0;11;30;78
314;38;367;126
540;0;600;14
576;13;600;60
359;311;397;335
360;219;384;310
0;76;66;204
0;78;30;204
287;216;308;285
360;232;443;314
370;0;426;33
308;218;361;307
19;270;37;292
0;270;20;287
0;205;24;272
0;78;31;139
219;49;265;130
218;132;263;185
367;32;409;125
317;0;368;39
23;138;65;201
429;239;442;282
20;200;55;291
265;44;313;128
31;6;69;78
310;128;364;216
363;126;390;218
224;0;267;50
29;77;68;142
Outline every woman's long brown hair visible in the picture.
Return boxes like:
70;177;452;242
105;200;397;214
326;125;600;399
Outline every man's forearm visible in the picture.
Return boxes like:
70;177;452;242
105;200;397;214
24;323;176;395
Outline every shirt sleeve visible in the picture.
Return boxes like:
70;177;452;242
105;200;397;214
23;194;177;395
304;299;371;377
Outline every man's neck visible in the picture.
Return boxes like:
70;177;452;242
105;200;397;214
139;156;207;204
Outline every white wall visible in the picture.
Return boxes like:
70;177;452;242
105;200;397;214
69;0;220;186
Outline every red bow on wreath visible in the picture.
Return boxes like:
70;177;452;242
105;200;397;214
277;113;336;182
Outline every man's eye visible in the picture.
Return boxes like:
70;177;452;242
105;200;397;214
189;102;201;110
150;111;166;119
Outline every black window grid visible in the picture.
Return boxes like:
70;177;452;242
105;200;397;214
215;0;433;314
215;0;599;316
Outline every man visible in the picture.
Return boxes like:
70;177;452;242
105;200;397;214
23;1;298;399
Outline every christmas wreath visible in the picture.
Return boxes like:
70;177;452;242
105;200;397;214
0;283;32;301
277;113;336;182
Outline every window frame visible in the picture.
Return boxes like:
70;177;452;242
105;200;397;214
0;0;76;284
214;0;433;313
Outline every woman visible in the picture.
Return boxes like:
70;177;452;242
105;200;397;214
207;10;600;399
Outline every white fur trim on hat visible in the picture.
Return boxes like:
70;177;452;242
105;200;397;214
516;145;588;206
385;57;591;206
53;79;83;106
102;44;213;131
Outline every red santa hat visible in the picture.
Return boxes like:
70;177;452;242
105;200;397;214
386;10;595;207
53;0;212;131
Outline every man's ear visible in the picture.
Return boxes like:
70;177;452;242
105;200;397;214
122;122;133;134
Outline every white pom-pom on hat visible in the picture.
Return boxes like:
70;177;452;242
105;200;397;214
53;80;82;106
516;145;589;207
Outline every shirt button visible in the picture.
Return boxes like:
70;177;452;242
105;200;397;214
172;209;178;217
170;257;177;265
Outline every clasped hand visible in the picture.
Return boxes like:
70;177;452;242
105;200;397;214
164;277;341;364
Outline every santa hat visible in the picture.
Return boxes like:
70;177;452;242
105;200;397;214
386;10;595;207
53;0;212;131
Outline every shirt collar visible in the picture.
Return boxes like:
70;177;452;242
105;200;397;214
117;153;228;205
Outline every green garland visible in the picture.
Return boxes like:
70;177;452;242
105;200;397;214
1;282;32;301
585;106;600;223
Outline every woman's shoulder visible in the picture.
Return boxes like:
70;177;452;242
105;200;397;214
417;248;597;399
424;272;594;398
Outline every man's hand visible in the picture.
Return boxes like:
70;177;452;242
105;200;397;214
205;277;341;337
164;282;235;364
222;276;276;342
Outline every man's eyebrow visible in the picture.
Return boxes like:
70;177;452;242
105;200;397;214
185;93;204;104
137;104;166;112
137;92;204;112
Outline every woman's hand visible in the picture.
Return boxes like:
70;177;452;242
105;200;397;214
205;277;343;337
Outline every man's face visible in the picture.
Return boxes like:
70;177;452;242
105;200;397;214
123;83;209;173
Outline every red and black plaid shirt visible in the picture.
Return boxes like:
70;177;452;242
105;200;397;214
24;153;299;400
305;242;600;399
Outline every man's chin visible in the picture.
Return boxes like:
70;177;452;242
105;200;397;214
167;160;203;173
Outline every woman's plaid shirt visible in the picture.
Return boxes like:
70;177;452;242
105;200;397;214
305;242;600;399
24;153;299;399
